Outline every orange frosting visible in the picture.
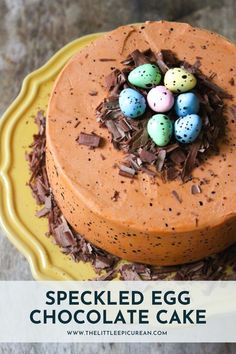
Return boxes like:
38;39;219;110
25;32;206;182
46;21;236;265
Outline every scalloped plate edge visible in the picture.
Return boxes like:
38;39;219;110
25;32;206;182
0;33;104;280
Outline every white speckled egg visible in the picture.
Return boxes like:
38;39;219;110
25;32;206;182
174;114;202;144
119;88;146;118
164;68;197;93
147;86;174;113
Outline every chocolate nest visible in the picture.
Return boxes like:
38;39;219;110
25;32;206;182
96;49;233;182
26;112;236;280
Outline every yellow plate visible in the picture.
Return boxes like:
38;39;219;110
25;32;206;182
0;33;110;280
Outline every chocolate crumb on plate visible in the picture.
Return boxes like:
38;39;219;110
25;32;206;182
36;195;52;217
119;264;141;280
54;217;77;248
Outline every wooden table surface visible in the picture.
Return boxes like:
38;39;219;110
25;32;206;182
0;0;236;352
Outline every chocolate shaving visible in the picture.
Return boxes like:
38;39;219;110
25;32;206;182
140;166;157;177
119;165;136;178
54;218;77;248
155;51;169;74
94;255;115;269
105;120;122;141
164;143;179;153
160;49;181;67
130;49;151;66
105;69;120;92
77;132;101;148
36;195;52;217
74;121;81;128
171;190;182;204
139;149;156;163
169;149;186;164
191;184;202;195
124;154;142;170
129;129;149;152
100;153;106;160
198;74;233;99
25;111;48;204
111;190;120;201
167;167;180;181
119;264;141;280
229;78;235;86
181;141;200;182
99;58;116;62
231;105;236;119
89;90;98;96
96;270;118;281
156;150;166;172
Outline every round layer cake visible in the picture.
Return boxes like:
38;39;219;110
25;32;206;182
46;21;236;265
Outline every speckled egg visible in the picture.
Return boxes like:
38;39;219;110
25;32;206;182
164;68;197;93
174;114;202;144
119;88;146;118
147;86;174;113
128;64;162;89
175;92;200;116
147;114;173;147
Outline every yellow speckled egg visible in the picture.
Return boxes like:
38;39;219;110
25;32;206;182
164;68;197;93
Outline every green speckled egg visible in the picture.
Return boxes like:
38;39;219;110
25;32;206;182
147;114;173;147
164;68;197;93
128;64;162;89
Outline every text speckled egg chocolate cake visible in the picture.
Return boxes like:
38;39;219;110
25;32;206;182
45;21;236;266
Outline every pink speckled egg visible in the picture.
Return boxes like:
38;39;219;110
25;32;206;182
147;86;174;113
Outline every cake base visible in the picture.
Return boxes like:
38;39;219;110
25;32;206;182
46;21;236;266
27;112;236;280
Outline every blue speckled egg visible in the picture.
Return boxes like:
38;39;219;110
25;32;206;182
119;88;146;118
174;114;202;144
175;92;200;117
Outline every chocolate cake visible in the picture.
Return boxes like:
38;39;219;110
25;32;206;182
40;21;236;267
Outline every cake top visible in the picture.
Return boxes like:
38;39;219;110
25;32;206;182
95;47;230;183
47;21;236;232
